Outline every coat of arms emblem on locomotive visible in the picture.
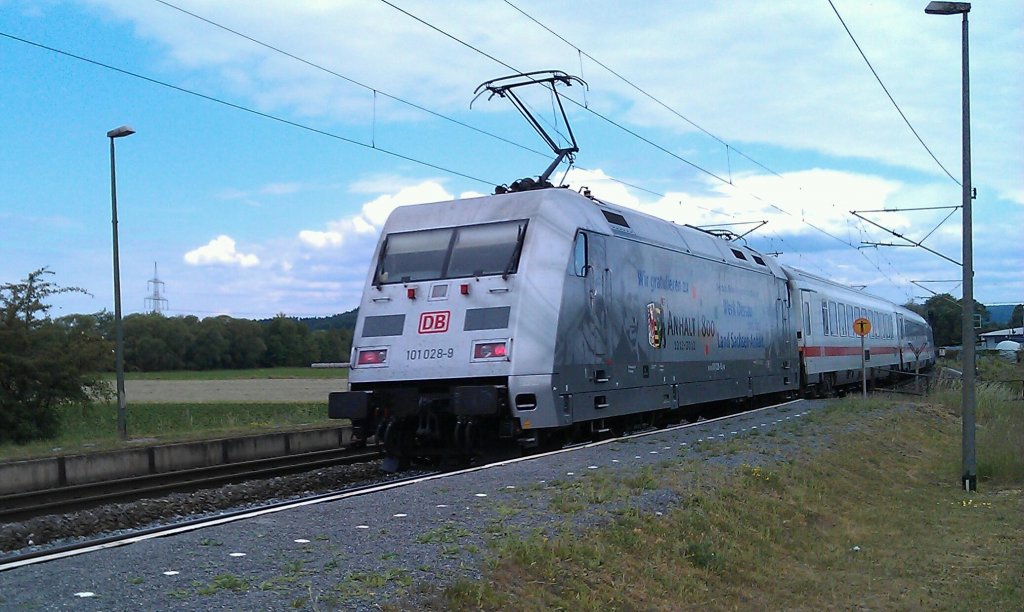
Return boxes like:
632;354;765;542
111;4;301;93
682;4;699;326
647;302;665;349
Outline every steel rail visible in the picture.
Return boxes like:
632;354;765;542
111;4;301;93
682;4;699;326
0;446;381;523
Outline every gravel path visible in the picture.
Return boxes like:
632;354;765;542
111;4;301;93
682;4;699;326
0;399;835;610
118;379;348;403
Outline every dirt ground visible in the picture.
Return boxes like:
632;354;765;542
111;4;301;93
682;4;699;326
119;379;349;403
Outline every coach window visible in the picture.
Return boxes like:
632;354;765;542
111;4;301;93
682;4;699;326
828;301;839;337
838;302;848;337
821;300;830;335
803;301;811;337
846;305;854;332
572;231;589;277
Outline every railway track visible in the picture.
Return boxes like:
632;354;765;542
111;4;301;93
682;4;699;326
0;445;381;523
0;397;818;573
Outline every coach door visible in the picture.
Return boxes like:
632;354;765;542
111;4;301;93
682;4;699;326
896;313;906;369
798;289;815;385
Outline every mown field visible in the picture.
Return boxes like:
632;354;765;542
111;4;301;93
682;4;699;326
0;367;348;461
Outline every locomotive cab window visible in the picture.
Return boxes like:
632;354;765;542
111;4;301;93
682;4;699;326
375;220;527;284
448;221;526;278
572;231;589;277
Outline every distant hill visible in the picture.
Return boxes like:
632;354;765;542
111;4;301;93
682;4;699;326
987;304;1022;326
257;308;359;331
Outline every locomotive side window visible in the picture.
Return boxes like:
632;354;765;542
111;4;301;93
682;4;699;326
376;220;527;284
572;232;589;277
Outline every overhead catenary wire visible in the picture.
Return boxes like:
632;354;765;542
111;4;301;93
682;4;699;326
151;0;655;199
375;0;729;184
0;31;499;188
152;0;552;161
500;0;785;181
827;0;960;185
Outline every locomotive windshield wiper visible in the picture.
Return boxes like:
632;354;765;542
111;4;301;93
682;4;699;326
473;70;587;192
503;224;526;280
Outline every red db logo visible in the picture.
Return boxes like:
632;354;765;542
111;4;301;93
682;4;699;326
418;311;450;334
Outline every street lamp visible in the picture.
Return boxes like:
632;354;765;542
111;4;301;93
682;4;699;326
925;1;975;492
108;125;135;441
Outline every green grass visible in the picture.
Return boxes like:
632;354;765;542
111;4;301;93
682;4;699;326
437;396;1023;610
0;401;330;461
101;366;348;381
931;380;1024;484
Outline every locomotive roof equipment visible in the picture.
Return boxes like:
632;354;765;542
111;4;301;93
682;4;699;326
472;70;587;193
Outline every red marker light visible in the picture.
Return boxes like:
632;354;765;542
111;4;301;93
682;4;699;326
407;287;416;299
473;342;507;359
460;283;470;295
357;349;387;365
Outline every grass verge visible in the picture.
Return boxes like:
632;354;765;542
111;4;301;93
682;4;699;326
439;397;1023;610
0;401;330;461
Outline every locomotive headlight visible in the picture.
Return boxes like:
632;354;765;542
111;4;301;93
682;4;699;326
356;348;388;366
472;340;509;361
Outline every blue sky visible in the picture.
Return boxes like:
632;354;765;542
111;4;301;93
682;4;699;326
2;0;1021;319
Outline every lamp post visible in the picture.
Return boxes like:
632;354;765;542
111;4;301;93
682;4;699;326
108;125;135;441
924;1;975;492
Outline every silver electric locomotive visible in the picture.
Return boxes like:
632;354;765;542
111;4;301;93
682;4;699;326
330;187;903;469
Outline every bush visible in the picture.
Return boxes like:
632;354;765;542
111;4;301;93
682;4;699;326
0;269;111;443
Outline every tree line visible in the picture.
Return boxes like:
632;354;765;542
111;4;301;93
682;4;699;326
59;311;355;372
904;293;1023;347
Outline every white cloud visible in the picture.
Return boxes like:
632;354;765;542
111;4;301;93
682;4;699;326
298;179;453;249
216;181;331;203
184;235;260;267
294;230;338;248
